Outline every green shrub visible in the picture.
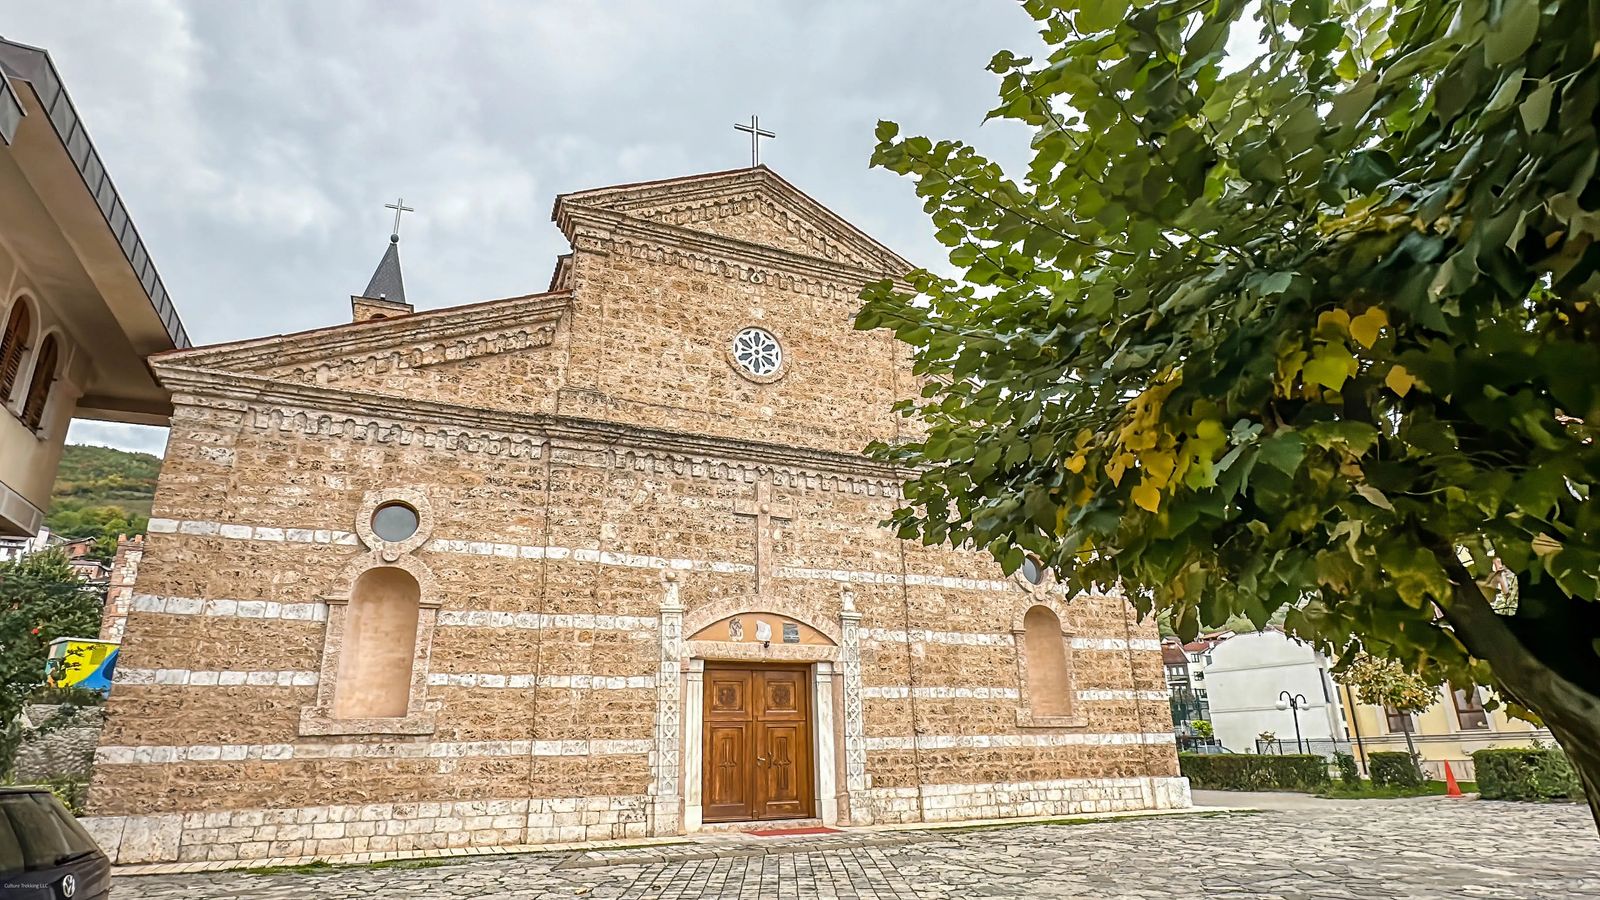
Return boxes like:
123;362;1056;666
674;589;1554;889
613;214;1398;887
1472;747;1582;801
1370;751;1425;788
1179;753;1329;792
1334;751;1361;787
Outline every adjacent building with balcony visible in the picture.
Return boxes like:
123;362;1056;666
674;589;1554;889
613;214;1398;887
0;36;187;537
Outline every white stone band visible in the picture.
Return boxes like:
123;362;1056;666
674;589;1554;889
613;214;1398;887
144;516;1034;594
115;668;318;687
434;611;659;631
131;594;327;621
1072;637;1164;651
859;629;1161;652
859;686;1169;702
1077;689;1172;702
862;628;1013;646
864;732;1177;751
128;595;659;632
427;673;656;690
95;738;654;765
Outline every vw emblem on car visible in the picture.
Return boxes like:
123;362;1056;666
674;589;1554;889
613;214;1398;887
60;873;76;898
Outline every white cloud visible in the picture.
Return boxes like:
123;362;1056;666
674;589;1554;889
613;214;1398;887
6;0;1043;454
65;421;170;458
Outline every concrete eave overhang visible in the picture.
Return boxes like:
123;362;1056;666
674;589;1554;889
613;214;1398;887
0;37;189;424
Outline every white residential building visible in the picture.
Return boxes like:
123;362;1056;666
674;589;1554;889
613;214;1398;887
1203;630;1347;754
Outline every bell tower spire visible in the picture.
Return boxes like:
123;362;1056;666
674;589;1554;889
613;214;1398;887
352;197;415;322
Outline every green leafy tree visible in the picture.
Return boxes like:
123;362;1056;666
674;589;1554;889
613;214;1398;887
0;552;101;774
1340;651;1439;767
858;0;1600;826
45;444;159;561
1191;718;1215;740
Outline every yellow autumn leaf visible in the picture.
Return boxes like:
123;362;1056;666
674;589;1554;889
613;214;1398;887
1385;364;1416;397
1105;453;1128;486
1350;307;1389;348
1303;342;1360;391
1065;452;1086;473
1276;345;1308;396
1132;479;1161;513
1317;308;1351;334
1142;449;1176;486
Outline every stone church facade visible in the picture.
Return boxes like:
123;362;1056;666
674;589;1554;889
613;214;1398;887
82;168;1187;865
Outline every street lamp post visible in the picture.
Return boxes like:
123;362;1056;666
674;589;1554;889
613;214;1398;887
1276;691;1310;754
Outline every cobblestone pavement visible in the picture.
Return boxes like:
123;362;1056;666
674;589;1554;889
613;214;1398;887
113;798;1600;899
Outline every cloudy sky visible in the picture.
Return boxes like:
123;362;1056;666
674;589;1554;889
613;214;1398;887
3;1;1046;456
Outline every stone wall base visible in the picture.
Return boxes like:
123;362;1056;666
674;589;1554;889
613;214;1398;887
80;794;651;865
854;776;1192;825
80;777;1190;865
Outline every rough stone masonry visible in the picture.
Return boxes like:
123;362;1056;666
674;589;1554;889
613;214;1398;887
81;167;1187;865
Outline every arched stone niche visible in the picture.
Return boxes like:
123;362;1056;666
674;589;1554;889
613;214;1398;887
1011;593;1088;729
300;550;441;737
334;566;422;718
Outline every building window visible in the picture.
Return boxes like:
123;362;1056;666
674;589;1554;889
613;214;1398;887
1383;705;1414;734
332;566;421;719
1018;554;1046;586
20;334;57;431
1022;605;1072;719
371;501;420;542
0;299;30;403
1452;686;1489;730
731;327;782;378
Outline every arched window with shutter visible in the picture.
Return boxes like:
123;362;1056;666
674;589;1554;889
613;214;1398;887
0;299;30;404
20;334;57;431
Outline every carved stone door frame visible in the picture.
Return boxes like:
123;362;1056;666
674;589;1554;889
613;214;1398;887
651;577;860;834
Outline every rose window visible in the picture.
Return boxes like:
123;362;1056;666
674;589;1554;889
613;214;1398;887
731;327;783;378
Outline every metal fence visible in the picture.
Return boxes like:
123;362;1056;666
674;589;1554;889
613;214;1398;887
1254;737;1353;759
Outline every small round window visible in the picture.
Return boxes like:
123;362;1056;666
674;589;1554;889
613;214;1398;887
371;502;420;543
1019;555;1045;585
731;327;782;378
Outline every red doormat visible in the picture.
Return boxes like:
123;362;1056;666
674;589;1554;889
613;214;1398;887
746;826;841;837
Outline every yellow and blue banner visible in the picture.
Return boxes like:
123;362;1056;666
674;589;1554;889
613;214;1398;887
46;637;119;693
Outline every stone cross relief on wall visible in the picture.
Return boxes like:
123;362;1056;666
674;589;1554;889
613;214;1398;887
732;481;792;597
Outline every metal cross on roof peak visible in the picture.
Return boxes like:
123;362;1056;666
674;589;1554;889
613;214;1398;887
384;197;415;240
733;115;775;168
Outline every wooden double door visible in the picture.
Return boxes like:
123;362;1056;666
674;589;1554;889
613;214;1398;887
702;664;814;822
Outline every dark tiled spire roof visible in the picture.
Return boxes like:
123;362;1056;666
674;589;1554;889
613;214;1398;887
362;234;405;303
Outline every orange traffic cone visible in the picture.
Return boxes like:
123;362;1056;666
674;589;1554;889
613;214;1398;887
1443;761;1463;797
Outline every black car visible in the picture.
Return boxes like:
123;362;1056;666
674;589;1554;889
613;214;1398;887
0;787;109;899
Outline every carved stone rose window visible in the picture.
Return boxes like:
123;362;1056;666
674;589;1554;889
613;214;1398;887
730;326;784;381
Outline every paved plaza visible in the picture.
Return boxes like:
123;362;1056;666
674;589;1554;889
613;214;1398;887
113;796;1600;899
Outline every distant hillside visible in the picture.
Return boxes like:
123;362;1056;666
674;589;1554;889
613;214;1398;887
44;445;162;554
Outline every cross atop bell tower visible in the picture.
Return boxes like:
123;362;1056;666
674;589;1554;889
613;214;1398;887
353;196;416;321
364;197;415;302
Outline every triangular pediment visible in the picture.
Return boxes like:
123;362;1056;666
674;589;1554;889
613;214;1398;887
553;167;913;275
155;291;571;388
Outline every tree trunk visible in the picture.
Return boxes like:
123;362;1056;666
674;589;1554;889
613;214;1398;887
1432;549;1600;831
1400;717;1420;779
